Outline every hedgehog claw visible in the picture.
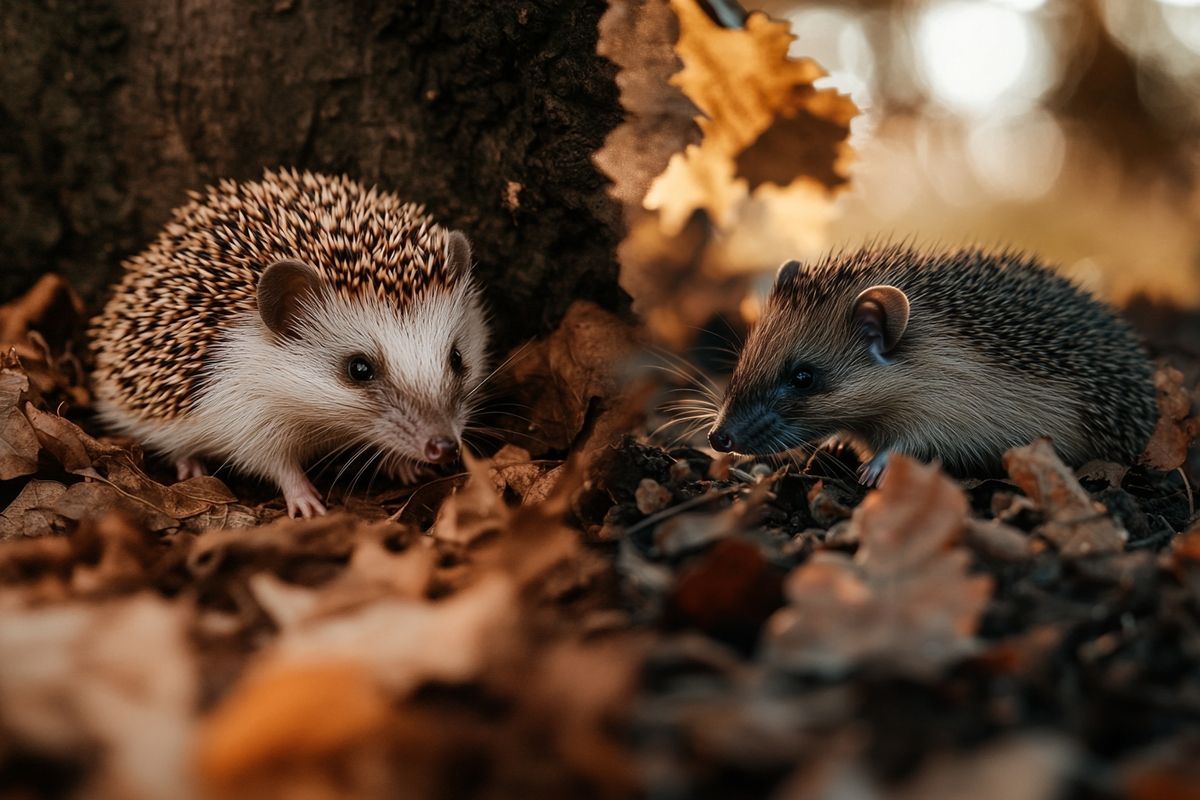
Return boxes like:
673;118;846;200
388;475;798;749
281;472;326;518
858;451;890;488
175;457;207;481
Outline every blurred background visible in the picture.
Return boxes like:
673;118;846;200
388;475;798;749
758;0;1200;307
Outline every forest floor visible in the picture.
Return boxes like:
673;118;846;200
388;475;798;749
0;275;1198;800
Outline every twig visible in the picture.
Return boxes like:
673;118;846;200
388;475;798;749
624;484;746;536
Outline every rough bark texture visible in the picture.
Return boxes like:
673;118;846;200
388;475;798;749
0;0;626;348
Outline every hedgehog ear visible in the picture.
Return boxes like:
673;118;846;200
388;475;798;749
775;259;801;287
258;259;322;338
852;284;910;365
446;231;472;278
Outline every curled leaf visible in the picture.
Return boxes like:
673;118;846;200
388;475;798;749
1004;438;1126;557
766;457;992;676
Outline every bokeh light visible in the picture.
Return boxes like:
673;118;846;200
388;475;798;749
966;110;1065;201
914;1;1054;116
765;0;1200;307
784;7;875;108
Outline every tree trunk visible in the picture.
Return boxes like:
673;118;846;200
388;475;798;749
0;0;626;348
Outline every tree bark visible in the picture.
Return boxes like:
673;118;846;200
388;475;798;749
0;0;626;348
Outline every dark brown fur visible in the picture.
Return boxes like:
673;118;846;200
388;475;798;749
714;245;1157;475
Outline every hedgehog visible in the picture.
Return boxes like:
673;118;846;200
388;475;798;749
90;169;490;517
707;245;1158;484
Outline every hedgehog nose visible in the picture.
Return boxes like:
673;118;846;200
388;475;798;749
424;437;459;464
708;427;735;453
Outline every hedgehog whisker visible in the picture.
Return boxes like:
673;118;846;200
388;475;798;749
686;315;745;351
464;423;554;450
325;440;378;504
309;435;373;481
646;345;724;394
465;342;533;402
345;448;384;506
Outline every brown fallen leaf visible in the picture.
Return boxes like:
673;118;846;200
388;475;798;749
655;474;777;557
1004;438;1126;557
734;104;854;193
765;456;992;676
503;300;644;456
0;479;68;540
595;0;700;208
187;511;366;579
599;0;856;346
248;534;436;625
0;595;196;800
0;273;86;354
53;481;181;532
262;575;518;694
964;518;1035;562
1141;364;1198;471
196;661;390;792
635;477;672;514
666;537;785;646
1077;459;1131;488
643;0;856;233
68;513;169;597
431;454;509;546
517;638;645;793
0;369;38;480
25;400;95;472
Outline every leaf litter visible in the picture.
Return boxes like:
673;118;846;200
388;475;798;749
0;275;1198;800
2;6;1200;799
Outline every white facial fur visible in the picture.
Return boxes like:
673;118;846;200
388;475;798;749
288;281;489;464
144;276;491;489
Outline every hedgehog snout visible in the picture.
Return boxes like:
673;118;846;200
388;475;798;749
709;403;787;456
424;436;459;464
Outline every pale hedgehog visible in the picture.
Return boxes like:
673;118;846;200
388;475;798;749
90;169;489;517
708;245;1158;483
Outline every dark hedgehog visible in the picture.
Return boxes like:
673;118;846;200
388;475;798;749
708;245;1158;483
90;169;489;517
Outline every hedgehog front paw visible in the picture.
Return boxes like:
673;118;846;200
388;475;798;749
175;457;208;481
280;471;327;518
857;451;890;488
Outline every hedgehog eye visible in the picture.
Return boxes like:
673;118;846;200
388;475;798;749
791;367;817;391
448;346;465;376
346;355;375;383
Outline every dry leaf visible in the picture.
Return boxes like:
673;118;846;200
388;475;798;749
595;0;700;207
196;661;390;790
1004;438;1126;556
0;479;68;540
0;273;86;353
0;595;196;800
248;536;436;626
431;456;509;546
601;0;856;346
642;0;856;233
667;537;784;645
187;512;366;579
264;575;517;694
765;457;992;676
0;369;38;479
504;300;643;456
1141;364;1198;471
519;638;644;792
735;105;854;192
